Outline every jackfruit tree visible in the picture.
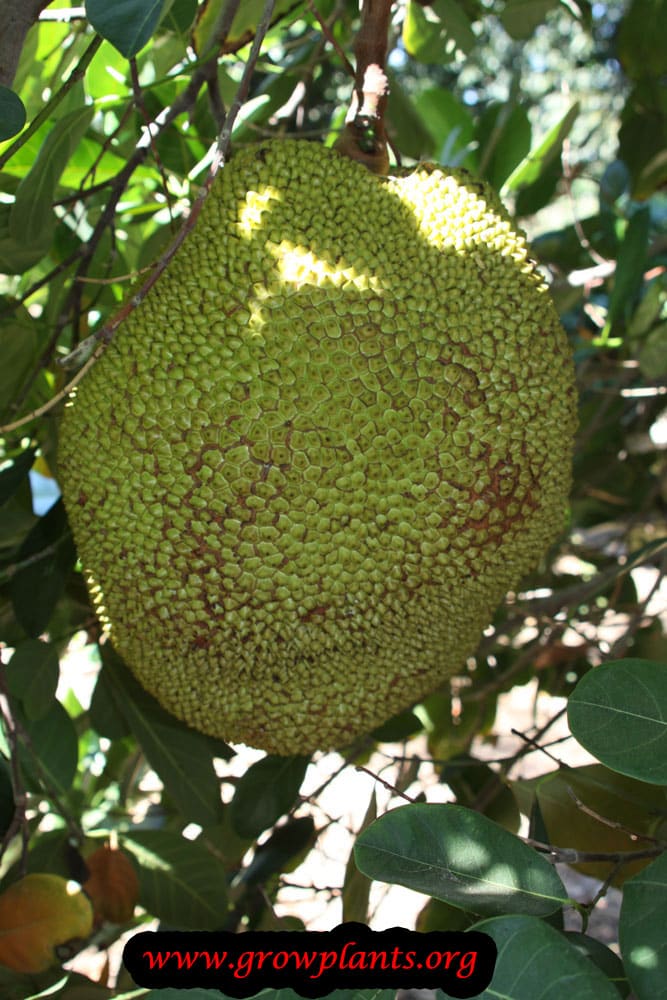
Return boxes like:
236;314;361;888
0;1;665;997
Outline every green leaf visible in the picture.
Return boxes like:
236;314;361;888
516;764;666;886
384;72;435;161
414;88;475;168
86;0;165;57
628;275;667;339
100;648;229;827
0;448;36;508
0;87;26;141
568;660;667;785
160;0;198;35
500;0;559;40
403;0;475;64
474;915;621;998
619;851;667;1000
0;204;52;274
616;0;667;81
193;0;297;54
9;106;95;247
1;829;72;885
25;971;114;998
142;990;222;1000
18;700;79;795
229;754;309;839
416;895;477;931
5;640;59;721
0;967;56;1000
354;803;570;917
0;311;38;409
638;321;667;377
10;500;76;638
503;102;579;193
476;103;532;190
122;828;228;930
440;756;521;833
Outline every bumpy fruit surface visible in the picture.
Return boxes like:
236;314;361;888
58;140;577;755
0;873;93;973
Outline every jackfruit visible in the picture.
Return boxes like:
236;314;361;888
58;140;577;756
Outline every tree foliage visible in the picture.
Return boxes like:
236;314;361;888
0;0;665;997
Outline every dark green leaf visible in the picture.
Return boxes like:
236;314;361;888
0;966;58;1000
239;816;316;887
476;103;532;189
371;707;423;743
599;160;631;205
619;851;667;1000
160;0;198;35
0;87;26;141
385;72;435;161
501;0;559;40
603;209;651;336
568;660;667;785
122;828;228;929
101;647;228;827
0;756;14;840
87;0;166;57
10;499;76;637
0;205;52;274
0;448;36;508
142;990;222;1000
18;700;79;795
474;915;620;998
416;895;477;931
342;790;376;924
440;756;521;833
88;660;132;740
354;803;569;917
5;639;59;720
616;0;667;81
0;312;38;409
564;933;631;997
638;321;667;377
33;972;115;997
1;830;72;885
229;754;309;840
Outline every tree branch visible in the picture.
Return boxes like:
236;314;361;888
334;0;392;173
0;0;50;88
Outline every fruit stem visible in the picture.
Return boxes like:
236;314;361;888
334;0;392;174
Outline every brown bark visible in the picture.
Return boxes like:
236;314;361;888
0;0;51;88
334;0;392;174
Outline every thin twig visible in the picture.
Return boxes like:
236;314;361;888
525;837;664;864
355;764;417;804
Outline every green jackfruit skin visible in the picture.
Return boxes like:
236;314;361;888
58;140;577;755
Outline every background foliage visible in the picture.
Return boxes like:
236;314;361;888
0;0;666;997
